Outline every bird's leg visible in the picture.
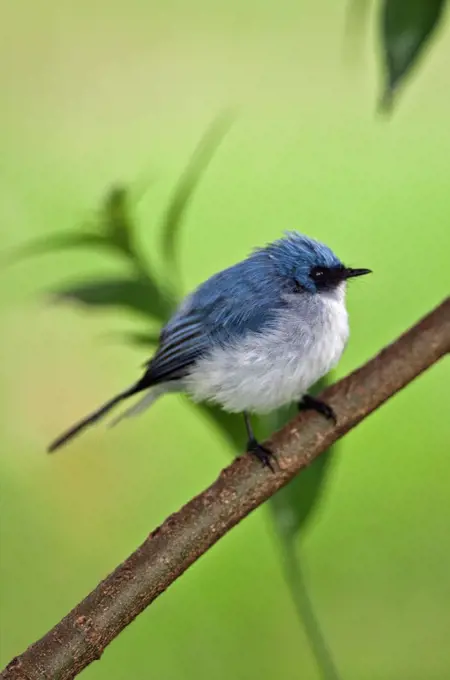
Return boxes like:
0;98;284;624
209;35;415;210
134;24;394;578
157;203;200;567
243;412;276;472
298;394;336;423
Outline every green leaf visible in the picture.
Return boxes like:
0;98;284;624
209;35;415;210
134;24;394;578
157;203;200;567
98;186;135;256
268;379;337;538
266;383;341;679
51;276;170;321
379;0;447;111
161;113;234;286
276;541;342;680
5;232;108;265
8;185;146;267
271;448;334;538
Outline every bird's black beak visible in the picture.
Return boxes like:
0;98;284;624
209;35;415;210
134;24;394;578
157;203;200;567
343;268;372;279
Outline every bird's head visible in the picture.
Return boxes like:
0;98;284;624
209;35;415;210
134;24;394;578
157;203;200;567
264;231;371;295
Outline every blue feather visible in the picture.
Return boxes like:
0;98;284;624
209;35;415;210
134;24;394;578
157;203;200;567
261;231;343;292
146;232;343;383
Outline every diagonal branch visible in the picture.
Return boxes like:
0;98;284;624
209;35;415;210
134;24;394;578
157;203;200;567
2;297;449;680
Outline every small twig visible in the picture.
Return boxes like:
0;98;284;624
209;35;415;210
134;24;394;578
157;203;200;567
2;298;449;680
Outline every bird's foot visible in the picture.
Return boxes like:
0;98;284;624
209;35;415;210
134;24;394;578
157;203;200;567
298;395;337;423
247;438;277;472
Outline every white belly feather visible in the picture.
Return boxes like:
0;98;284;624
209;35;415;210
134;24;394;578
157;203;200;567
185;288;349;413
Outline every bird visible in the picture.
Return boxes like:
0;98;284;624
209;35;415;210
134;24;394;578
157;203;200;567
47;232;371;467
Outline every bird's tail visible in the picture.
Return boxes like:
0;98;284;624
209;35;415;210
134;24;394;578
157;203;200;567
107;385;170;427
47;381;165;453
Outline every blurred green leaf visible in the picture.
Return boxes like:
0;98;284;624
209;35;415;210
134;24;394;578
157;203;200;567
271;450;333;538
98;186;136;257
51;276;170;320
8;185;146;267
268;379;336;538
161;113;234;288
276;540;341;680
267;381;340;679
379;0;447;112
5;232;108;264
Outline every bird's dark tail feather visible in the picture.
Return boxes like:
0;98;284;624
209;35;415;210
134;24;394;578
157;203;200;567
47;382;145;453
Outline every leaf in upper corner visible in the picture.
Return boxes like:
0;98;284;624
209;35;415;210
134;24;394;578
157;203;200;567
268;379;337;538
161;112;234;282
51;276;171;321
379;0;447;112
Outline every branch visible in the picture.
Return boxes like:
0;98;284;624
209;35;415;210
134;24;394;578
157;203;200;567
3;298;449;680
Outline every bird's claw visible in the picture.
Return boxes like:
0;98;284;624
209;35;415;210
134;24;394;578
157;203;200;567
298;395;337;424
247;438;277;472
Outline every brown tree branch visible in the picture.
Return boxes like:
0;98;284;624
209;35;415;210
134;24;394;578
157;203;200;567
2;298;449;680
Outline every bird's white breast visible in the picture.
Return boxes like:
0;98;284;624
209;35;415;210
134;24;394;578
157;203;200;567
184;286;349;413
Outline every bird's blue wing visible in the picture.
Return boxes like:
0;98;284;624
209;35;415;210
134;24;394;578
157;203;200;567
144;255;285;385
143;312;208;383
192;255;286;343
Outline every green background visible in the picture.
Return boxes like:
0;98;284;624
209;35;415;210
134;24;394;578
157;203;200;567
1;2;449;678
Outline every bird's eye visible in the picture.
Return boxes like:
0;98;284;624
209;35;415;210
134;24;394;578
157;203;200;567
310;267;326;281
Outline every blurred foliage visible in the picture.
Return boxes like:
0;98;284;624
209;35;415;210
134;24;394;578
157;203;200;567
345;0;447;111
267;392;339;678
160;113;234;293
9;187;139;263
52;275;170;321
269;391;333;539
275;539;341;680
379;0;447;111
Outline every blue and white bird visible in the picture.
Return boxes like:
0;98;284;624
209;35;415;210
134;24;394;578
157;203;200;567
48;232;371;466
